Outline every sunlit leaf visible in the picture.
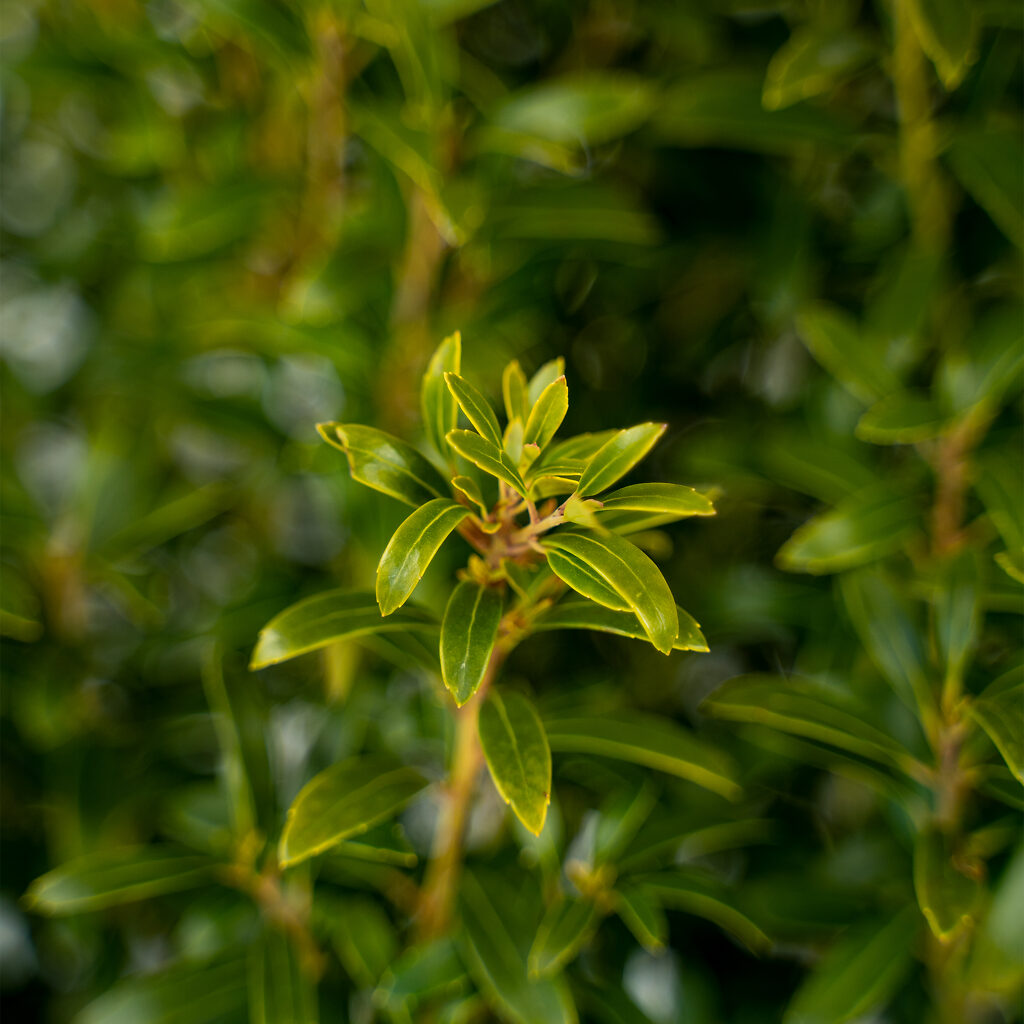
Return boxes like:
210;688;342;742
447;429;528;495
523;376;569;450
278;756;428;868
575;424;667;498
534;597;707;652
445;372;503;447
440;580;503;706
422;332;462;463
503;360;529;424
376;499;470;615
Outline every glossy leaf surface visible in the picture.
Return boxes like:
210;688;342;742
575;423;667;498
421;332;462;462
440;580;503;705
250;928;318;1024
534;597;707;652
445;372;503;447
523;376;569;450
447;429;528;495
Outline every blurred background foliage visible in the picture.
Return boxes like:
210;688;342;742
1;0;1022;1021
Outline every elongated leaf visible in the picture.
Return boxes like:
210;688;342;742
763;28;874;110
855;392;949;445
319;423;448;506
447;429;527;495
249;928;318;1024
527;358;567;405
615;886;667;952
596;482;715;519
76;956;248;1024
250;590;438;669
451;475;489;519
524;376;569;450
278;756;428;868
619;818;774;874
969;668;1024;784
914;829;981;942
440;580;503;706
545;548;632;612
635;872;770;952
541;531;678;653
784;909;918;1024
532;476;584;500
421;333;462;463
503;360;529;424
702;675;924;778
777;489;918;575
975;448;1024;562
376;939;467;1019
933;549;981;689
947;129;1024;248
544;713;740;799
26;847;213;915
593;780;658;867
445;372;503;447
839;569;931;714
968;843;1024;993
316;894;397;988
534;598;707;652
528;898;600;977
576;424;667;498
795;305;898;403
376;499;470;616
541;430;619;464
479;690;551;835
504;418;525;463
460;871;576;1024
907;0;978;89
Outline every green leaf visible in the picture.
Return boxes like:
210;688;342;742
249;928;318;1024
534;598;708;652
318;422;448;506
250;590;438;669
75;957;247;1024
540;531;678;653
839;569;932;715
278;756;428;868
451;475;490;521
376;499;470;616
969;668;1024;784
763;28;874;110
421;332;462;463
527;358;567;406
504;418;525;464
376;939;467;1020
795;304;898;403
614;886;667;952
25;847;213;915
968;843;1024;993
618;818;774;874
544;547;633;612
532;476;584;500
777;489;918;575
855;392;949;445
976;448;1023;560
914;828;982;942
783;909;918;1024
523;376;569;450
635;871;770;953
316;894;397;988
479;690;551;836
907;0;978;90
593;779;658;867
440;581;504;706
592;482;716;533
541;431;619;464
447;429;528;495
528;898;600;977
947;129;1023;248
503;360;529;424
445;372;503;447
933;549;982;690
544;713;741;799
575;423;667;498
702;675;925;778
459;871;576;1024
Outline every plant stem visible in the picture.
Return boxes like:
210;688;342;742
415;639;509;938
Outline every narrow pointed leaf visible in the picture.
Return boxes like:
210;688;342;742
763;28;874;110
504;418;525;463
251;590;438;669
535;597;707;652
25;847;213;915
452;475;489;519
528;898;600;976
702;675;925;778
544;713;740;799
421;333;462;462
615;886;667;952
576;423;667;498
319;422;448;506
445;372;503;447
907;0;978;90
532;476;583;500
524;376;569;450
541;430;618;465
914;828;982;942
376;499;470;616
544;547;632;612
783;910;918;1024
527;358;566;406
479;690;551;835
447;429;528;495
503;360;529;424
440;581;504;706
541;531;678;653
279;756;428;868
969;668;1024;784
947;129;1024;248
855;392;949;445
597;482;715;518
250;928;318;1024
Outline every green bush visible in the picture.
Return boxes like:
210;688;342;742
2;1;1021;1022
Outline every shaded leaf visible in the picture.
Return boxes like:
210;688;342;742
278;756;428;868
576;424;667;498
969;668;1024;784
534;597;707;652
947;129;1023;248
440;581;503;706
933;549;982;690
319;423;447;506
968;843;1024;993
376;499;470;615
375;939;468;1019
615;886;667;952
763;28;874;110
445;372;503;447
250;590;438;669
544;713;741;799
855;392;949;445
914;828;982;942
528;898;601;977
907;0;978;89
249;928;318;1024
